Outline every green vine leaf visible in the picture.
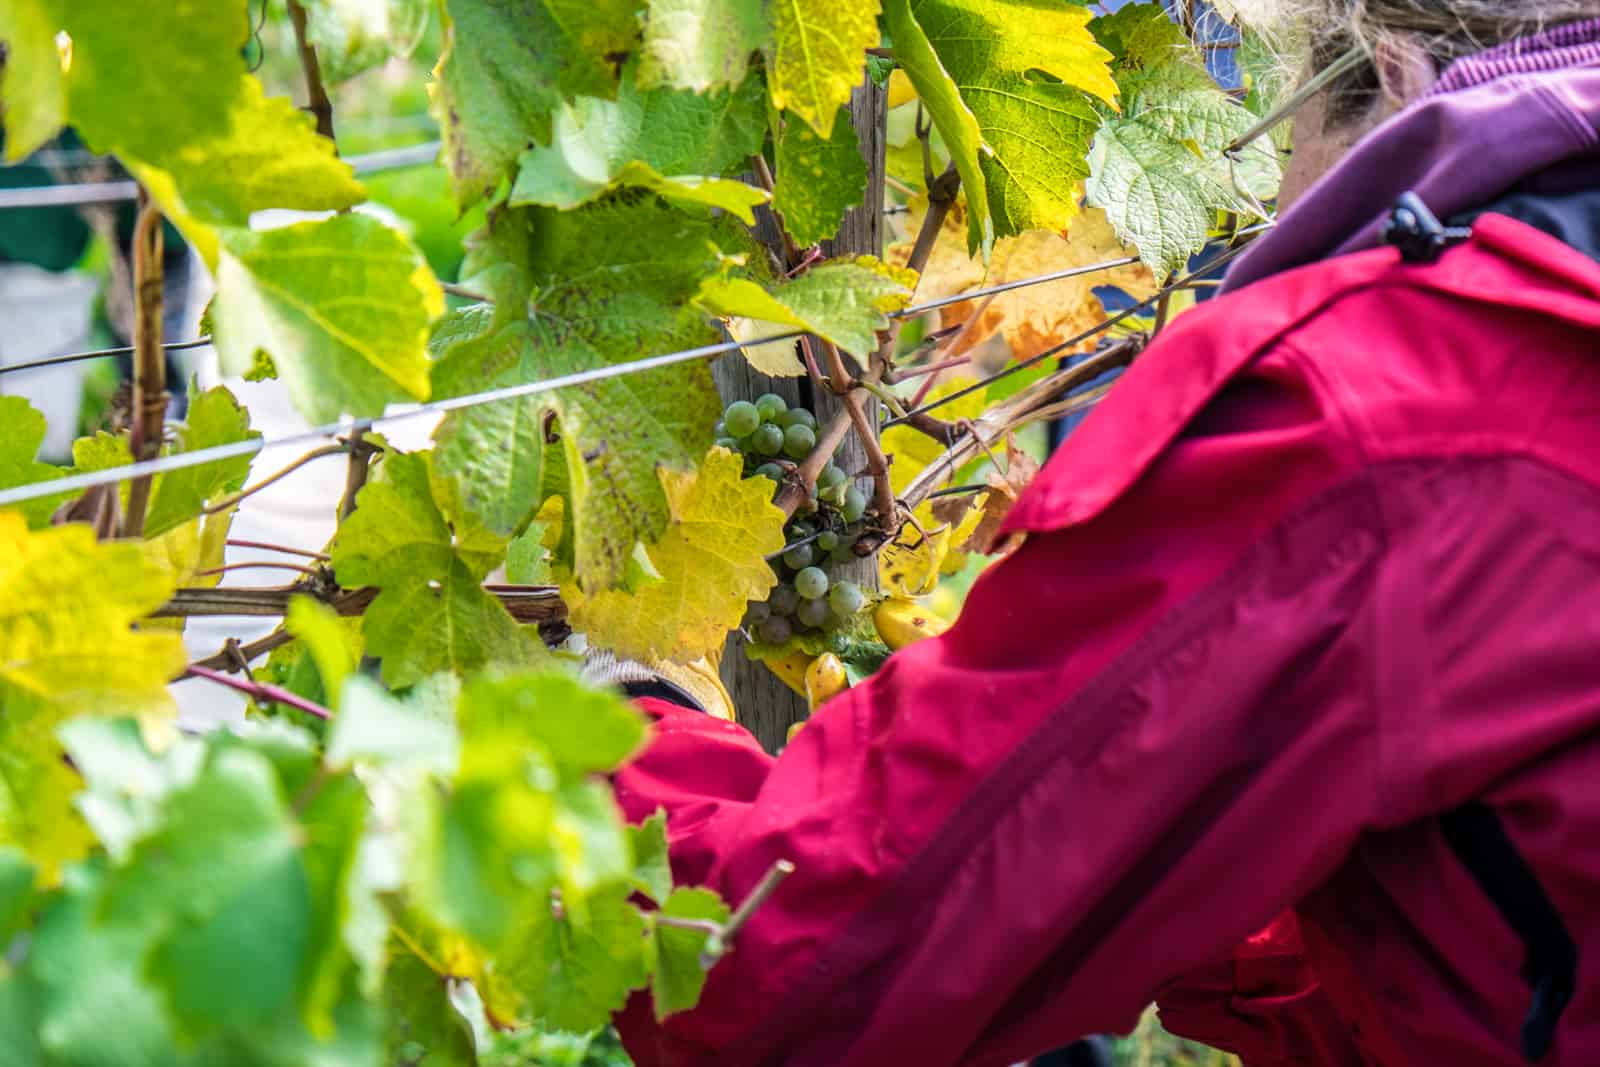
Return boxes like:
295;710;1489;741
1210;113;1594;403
907;0;1117;241
768;0;880;138
772;108;867;247
285;596;362;710
638;0;768;93
19;862;184;1062
384;946;476;1067
411;672;642;953
500;885;648;1033
142;385;258;540
0;0;67;161
882;0;990;252
0;397;66;528
128;78;365;268
566;447;787;663
432;0;644;206
59;0;248;161
628;810;673;905
431;200;732;588
699;255;916;372
1084;1;1280;275
651;886;728;1019
109;747;311;1035
305;0;432;83
331;450;541;688
326;676;460;776
212;212;442;424
510;74;769;221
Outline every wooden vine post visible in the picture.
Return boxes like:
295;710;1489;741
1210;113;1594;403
717;77;887;753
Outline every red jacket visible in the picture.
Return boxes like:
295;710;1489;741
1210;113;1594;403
612;213;1600;1066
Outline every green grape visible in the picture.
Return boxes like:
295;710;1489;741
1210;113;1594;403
780;408;818;431
796;597;830;629
818;464;847;490
841;485;867;523
816;530;840;552
769;584;801;616
750;423;785;455
830;540;857;564
783;424;816;460
745;600;771;626
783;542;816;569
795;566;829;600
715;436;740;451
754;462;784;481
757;617;794;644
713;419;728;438
755;393;788;423
828;581;865;617
724;400;761;437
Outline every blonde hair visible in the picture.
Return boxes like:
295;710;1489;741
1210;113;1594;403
1299;0;1600;121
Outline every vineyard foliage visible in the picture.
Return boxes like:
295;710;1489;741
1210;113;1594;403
0;0;1282;1062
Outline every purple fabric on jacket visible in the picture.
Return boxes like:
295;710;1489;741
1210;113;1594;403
1222;18;1600;293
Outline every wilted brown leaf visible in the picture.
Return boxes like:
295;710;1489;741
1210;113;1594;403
889;197;1156;360
959;436;1041;557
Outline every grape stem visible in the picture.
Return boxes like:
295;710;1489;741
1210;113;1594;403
774;409;854;517
844;390;897;523
225;539;331;561
121;191;166;539
798;336;833;397
187;627;294;675
699;858;796;968
202;444;352;515
287;0;336;142
819;340;853;395
183;664;332;721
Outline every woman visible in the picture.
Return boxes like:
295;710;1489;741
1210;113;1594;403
610;3;1600;1064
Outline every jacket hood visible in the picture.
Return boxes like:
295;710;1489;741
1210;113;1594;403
1222;18;1600;293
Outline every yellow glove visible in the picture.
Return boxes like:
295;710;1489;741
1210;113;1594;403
582;648;737;722
648;653;737;722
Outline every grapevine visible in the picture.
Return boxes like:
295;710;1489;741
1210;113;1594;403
0;0;1285;1061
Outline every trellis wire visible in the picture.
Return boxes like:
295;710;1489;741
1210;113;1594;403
0;230;1262;380
0;329;807;509
0;228;1271;509
880;235;1263;429
0;140;443;210
0;338;214;377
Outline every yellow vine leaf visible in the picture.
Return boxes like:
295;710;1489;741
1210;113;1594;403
889;197;987;309
0;512;186;876
567;448;786;664
879;516;953;598
768;0;880;138
892;201;1156;357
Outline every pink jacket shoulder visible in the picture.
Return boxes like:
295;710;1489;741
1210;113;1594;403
614;216;1600;1067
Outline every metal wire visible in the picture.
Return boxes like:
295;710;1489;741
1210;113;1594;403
891;256;1142;316
0;232;1268;510
0;337;214;377
0;328;807;509
8;230;1260;381
881;236;1263;429
0;141;442;210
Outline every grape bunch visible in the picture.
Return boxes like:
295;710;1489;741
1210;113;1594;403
716;393;871;645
